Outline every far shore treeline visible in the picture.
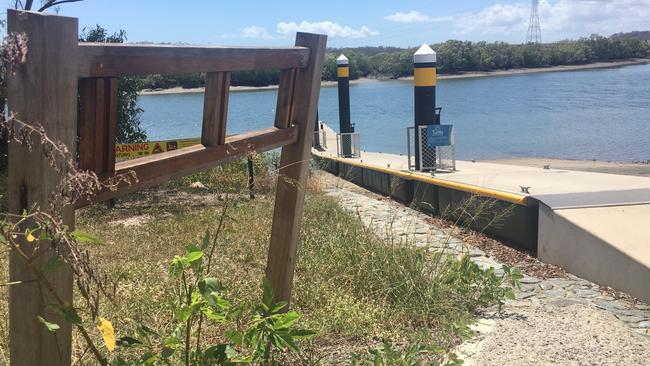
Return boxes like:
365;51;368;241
140;34;650;89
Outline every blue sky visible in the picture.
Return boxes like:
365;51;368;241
26;0;650;47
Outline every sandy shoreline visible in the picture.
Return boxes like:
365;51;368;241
486;157;650;177
139;58;649;96
139;79;374;95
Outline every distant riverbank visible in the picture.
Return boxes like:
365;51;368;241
139;58;649;96
404;58;650;81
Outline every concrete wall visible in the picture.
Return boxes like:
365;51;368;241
412;181;439;215
389;176;414;205
361;169;391;196
337;162;363;186
538;204;650;303
437;187;538;252
315;156;339;176
314;158;538;251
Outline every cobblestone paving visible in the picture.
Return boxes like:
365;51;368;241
322;186;650;337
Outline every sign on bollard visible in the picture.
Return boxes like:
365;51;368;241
425;125;453;147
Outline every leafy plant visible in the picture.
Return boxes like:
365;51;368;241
111;230;314;366
0;210;117;365
110;223;245;366
350;341;463;366
227;279;316;365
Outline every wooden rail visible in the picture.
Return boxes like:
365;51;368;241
77;37;314;190
7;9;327;366
77;43;310;77
82;126;299;205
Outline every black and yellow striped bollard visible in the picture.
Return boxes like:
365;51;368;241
337;54;354;157
413;44;437;171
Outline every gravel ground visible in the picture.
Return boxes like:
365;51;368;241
463;301;650;366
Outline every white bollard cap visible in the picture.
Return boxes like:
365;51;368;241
414;44;436;64
336;54;349;65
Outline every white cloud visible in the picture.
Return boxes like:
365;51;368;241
386;11;429;23
240;26;275;39
385;11;452;23
451;0;650;41
453;3;529;35
276;21;378;38
232;21;378;41
540;0;650;37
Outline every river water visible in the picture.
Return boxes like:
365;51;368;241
138;63;650;162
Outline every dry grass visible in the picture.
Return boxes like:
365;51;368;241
0;252;7;365
0;174;8;365
0;158;517;365
63;189;419;364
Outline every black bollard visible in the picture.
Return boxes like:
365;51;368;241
413;44;437;171
313;110;320;147
337;54;353;157
247;156;255;200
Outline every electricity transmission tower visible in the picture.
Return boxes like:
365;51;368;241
526;0;542;44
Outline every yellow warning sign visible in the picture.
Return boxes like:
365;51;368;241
115;138;201;160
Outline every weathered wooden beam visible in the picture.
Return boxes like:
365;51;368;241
79;126;299;206
78;77;118;175
7;9;78;366
79;78;102;172
265;32;327;304
106;78;118;172
77;43;310;77
274;68;297;129
201;72;231;146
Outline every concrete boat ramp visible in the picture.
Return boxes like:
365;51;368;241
313;124;650;302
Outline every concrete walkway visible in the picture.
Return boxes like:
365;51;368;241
316;171;650;365
315;124;650;199
314;123;650;303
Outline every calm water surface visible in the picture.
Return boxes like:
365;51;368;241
138;63;650;162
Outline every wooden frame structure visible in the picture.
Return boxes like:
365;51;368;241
6;10;326;366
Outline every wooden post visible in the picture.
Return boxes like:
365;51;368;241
79;77;118;175
265;32;327;303
274;68;297;129
7;10;78;366
202;71;231;147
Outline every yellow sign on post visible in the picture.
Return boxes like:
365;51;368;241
115;138;201;160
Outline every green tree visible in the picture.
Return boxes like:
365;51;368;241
129;34;650;86
80;25;147;143
321;53;338;81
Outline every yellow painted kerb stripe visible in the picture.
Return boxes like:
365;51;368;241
414;68;436;87
320;155;530;206
337;66;349;78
